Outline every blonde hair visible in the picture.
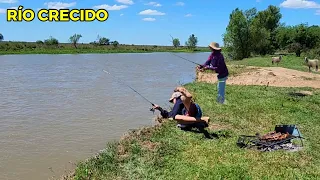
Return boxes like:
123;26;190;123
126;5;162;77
180;95;193;104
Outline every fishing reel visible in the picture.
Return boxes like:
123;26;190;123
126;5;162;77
149;107;155;114
149;103;157;114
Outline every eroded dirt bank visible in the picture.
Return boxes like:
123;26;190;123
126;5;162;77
196;66;320;89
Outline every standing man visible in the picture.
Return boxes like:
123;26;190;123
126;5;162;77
197;42;229;104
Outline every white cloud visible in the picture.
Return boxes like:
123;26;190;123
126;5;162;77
44;2;76;9
120;13;124;16
185;13;192;17
146;1;156;5
316;9;320;15
139;9;165;15
116;0;134;5
145;2;162;7
0;0;17;3
93;4;128;10
280;0;320;9
0;6;16;13
175;2;184;6
142;17;155;21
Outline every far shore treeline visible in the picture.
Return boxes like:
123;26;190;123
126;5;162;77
223;5;320;60
0;5;320;59
0;31;209;54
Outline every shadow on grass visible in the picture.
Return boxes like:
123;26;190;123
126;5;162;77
288;91;313;97
180;126;233;140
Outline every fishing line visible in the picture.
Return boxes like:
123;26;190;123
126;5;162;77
102;70;155;113
168;34;202;66
170;53;202;66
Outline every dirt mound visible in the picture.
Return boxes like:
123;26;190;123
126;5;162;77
197;67;320;89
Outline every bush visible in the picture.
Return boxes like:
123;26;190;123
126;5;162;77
36;40;43;44
303;48;320;59
44;36;59;46
287;43;302;57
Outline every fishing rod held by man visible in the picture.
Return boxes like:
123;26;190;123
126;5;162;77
170;53;202;66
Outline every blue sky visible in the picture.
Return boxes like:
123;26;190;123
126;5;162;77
0;0;320;46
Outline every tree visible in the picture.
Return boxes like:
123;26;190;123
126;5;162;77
0;33;3;41
273;23;320;55
250;5;282;54
111;40;119;47
170;35;180;48
97;35;110;45
223;8;251;60
288;42;302;57
244;8;257;53
250;25;271;55
275;26;295;50
69;34;82;48
255;5;282;33
223;5;283;59
223;5;320;59
185;34;197;49
36;40;44;44
44;36;59;46
307;25;320;49
172;38;180;48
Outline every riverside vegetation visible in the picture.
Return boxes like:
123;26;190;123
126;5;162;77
0;33;209;55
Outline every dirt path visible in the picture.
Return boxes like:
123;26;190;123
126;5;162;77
196;66;320;89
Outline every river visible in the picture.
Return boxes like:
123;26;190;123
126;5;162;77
0;52;209;180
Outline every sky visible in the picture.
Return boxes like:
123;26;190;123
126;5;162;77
0;0;320;46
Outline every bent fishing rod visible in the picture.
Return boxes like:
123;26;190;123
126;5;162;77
170;53;202;66
102;70;156;113
168;34;202;66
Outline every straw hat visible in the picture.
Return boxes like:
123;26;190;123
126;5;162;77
209;42;221;50
169;92;182;102
179;94;193;105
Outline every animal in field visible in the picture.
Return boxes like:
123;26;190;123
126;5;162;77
304;57;319;72
271;55;282;65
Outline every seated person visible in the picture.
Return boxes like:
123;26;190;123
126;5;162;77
152;92;184;119
153;87;209;129
174;87;209;129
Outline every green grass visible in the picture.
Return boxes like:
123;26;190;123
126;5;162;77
0;41;210;55
199;64;259;77
0;48;210;55
227;55;319;74
65;82;320;180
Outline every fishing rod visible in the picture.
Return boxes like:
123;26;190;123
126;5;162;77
103;70;155;113
168;34;202;66
170;53;202;66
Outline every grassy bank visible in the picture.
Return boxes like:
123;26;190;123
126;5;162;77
64;81;320;179
0;41;210;55
200;55;318;78
227;55;319;74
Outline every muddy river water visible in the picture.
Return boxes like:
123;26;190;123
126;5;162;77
0;52;209;180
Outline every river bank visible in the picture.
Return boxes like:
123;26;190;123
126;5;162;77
0;42;210;55
61;67;320;179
